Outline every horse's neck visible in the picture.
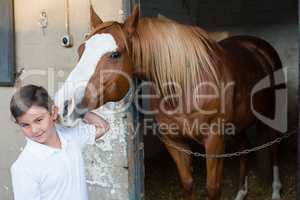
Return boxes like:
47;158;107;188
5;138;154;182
130;20;230;114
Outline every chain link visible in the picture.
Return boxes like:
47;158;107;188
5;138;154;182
157;129;297;159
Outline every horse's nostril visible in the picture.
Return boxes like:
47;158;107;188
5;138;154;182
63;100;70;117
63;98;76;118
75;102;88;119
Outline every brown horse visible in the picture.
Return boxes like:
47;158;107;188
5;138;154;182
55;6;286;200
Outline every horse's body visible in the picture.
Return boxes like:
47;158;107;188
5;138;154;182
151;35;281;133
144;34;282;200
56;6;284;200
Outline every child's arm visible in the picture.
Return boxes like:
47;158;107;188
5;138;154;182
83;112;110;140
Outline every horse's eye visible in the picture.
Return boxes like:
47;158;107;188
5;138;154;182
111;51;121;59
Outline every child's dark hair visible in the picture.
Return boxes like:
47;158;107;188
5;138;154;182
10;85;54;121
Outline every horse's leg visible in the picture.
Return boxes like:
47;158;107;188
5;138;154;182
234;132;249;200
270;130;282;200
257;123;282;200
162;137;196;200
204;135;224;200
256;123;272;183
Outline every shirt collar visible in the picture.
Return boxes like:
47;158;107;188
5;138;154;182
25;127;69;160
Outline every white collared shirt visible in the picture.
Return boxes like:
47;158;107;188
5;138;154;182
11;121;96;200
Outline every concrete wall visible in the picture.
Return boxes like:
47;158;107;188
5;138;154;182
0;1;128;200
84;98;132;200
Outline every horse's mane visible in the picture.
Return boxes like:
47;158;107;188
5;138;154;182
131;18;224;107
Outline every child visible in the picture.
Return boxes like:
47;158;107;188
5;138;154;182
10;84;109;200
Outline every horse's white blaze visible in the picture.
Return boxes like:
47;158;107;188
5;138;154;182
55;33;118;120
272;165;282;200
234;176;248;200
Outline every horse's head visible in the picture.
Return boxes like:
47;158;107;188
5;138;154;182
55;6;140;126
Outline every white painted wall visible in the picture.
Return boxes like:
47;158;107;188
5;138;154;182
0;0;127;199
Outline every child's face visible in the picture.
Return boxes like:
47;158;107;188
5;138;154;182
16;105;58;144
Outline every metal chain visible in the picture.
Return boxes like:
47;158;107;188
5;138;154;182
157;129;297;159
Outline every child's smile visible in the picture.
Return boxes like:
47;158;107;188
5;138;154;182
16;105;60;147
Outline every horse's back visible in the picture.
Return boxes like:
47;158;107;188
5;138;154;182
220;35;282;72
219;35;283;130
219;35;283;93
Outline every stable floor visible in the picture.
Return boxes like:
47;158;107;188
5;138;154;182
145;135;297;200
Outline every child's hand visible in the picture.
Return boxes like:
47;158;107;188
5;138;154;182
83;112;110;140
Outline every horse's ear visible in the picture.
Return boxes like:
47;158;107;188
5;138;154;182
208;31;230;42
123;5;140;37
90;6;103;29
157;14;174;22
